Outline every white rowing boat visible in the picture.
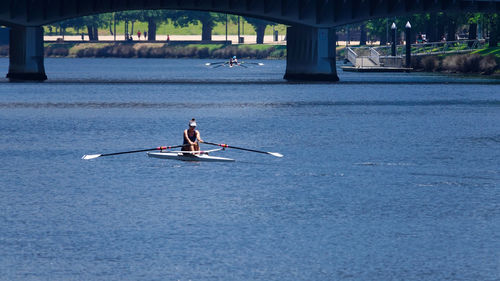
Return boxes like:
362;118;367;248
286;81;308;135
82;142;281;161
147;148;235;162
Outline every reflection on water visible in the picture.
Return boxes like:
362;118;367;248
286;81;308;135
1;99;499;108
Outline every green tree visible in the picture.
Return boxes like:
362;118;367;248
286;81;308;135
466;13;481;41
365;14;445;44
444;13;458;41
366;18;391;45
244;17;276;44
176;11;226;41
359;23;367;45
115;11;141;40
488;14;500;46
82;14;111;41
50;14;110;40
53;17;85;38
138;10;180;41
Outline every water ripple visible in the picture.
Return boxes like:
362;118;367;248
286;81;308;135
0;100;499;109
1;78;499;85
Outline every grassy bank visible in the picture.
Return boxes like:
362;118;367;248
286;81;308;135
471;46;500;58
40;42;286;59
0;42;355;60
412;47;500;75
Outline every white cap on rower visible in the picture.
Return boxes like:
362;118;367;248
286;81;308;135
189;121;197;127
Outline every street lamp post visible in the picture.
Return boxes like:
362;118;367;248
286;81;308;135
391;22;397;56
405;21;412;68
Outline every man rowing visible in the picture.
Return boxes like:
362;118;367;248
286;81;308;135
229;56;238;67
182;118;203;154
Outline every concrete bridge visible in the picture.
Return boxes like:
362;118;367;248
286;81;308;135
1;0;499;81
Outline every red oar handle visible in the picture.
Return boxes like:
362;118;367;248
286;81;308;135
159;145;184;150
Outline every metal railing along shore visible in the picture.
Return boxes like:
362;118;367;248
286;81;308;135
346;39;486;68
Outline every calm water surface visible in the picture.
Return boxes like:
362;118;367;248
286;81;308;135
0;58;499;280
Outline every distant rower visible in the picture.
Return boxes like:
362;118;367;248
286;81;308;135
229;56;238;67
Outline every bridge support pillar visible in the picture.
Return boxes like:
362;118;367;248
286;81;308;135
284;26;338;82
6;26;47;81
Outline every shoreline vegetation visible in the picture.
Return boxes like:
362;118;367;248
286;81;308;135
412;53;499;75
0;43;287;60
0;43;498;75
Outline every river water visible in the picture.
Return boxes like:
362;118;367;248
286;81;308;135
0;58;499;280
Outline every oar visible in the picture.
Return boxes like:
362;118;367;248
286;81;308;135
203;141;283;158
241;62;264;66
82;145;185;160
205;62;226;66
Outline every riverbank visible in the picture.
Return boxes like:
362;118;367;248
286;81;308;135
411;48;500;75
1;42;498;75
0;42;351;60
0;42;287;59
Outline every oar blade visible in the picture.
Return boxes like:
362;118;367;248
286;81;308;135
242;62;264;66
268;152;284;158
82;154;101;160
206;62;226;66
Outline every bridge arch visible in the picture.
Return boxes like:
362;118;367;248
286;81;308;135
0;0;498;81
0;0;498;28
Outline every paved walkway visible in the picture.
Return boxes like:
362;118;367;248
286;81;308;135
44;34;372;47
45;34;287;44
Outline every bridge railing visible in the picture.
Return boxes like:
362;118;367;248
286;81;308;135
373;39;486;57
410;39;486;56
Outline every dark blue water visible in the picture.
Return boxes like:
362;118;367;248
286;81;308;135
0;58;499;280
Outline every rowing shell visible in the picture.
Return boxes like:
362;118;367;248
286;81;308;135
147;149;235;162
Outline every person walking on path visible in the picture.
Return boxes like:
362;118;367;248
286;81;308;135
137;30;141;40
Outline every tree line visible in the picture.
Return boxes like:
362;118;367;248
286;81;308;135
49;10;276;44
344;12;500;46
49;11;499;46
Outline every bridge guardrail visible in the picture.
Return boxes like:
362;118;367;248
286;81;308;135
373;39;485;57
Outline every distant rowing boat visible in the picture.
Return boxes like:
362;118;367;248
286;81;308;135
205;61;264;69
